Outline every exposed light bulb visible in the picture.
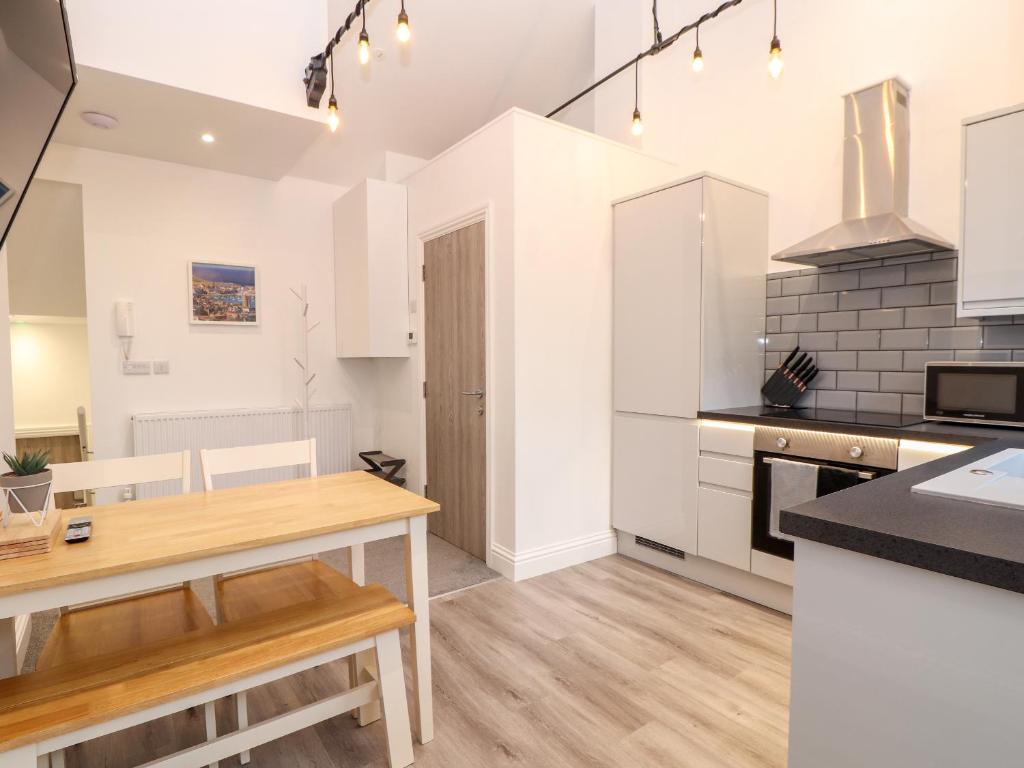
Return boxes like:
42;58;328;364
358;29;371;65
692;46;704;73
396;8;410;43
327;95;340;133
631;108;644;137
768;36;784;79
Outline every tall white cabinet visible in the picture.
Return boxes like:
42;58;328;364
612;174;767;555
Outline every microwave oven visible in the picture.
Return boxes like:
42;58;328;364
924;362;1024;427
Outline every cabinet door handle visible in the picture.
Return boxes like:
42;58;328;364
461;389;484;398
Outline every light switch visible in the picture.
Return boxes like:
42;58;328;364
153;360;170;375
122;360;152;375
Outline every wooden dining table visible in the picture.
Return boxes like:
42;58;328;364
0;470;439;745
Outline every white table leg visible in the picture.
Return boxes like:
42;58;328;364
348;543;366;585
0;616;19;678
0;745;35;767
405;515;433;744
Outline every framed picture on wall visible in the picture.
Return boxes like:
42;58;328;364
189;261;259;325
0;177;14;208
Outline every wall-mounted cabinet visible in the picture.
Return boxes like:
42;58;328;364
959;104;1024;316
333;179;410;358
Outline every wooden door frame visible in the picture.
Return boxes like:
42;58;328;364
415;204;494;570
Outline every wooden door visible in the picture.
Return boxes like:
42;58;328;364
423;221;486;560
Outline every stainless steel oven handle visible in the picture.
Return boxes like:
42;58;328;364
761;456;876;481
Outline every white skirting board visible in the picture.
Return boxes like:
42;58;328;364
616;531;793;614
490;530;618;581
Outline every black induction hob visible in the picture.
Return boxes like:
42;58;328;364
743;406;924;429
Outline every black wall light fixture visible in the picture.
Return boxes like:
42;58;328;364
304;0;413;131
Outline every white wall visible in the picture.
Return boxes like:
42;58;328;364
9;319;90;435
590;0;1024;268
6;180;86;317
0;248;16;455
35;143;377;474
64;0;327;119
385;109;676;577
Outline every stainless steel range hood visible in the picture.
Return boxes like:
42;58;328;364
773;79;953;267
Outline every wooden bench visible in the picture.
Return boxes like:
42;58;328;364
0;584;416;768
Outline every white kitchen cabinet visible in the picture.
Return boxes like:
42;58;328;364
697;486;752;571
333;179;410;357
612;412;698;554
959;104;1024;316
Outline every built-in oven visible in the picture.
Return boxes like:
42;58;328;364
925;361;1024;427
751;426;899;560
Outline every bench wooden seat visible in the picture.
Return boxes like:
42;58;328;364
0;584;416;768
36;586;214;670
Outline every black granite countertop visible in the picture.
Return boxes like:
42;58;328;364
780;438;1024;594
698;405;1018;445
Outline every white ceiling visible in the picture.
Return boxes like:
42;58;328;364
290;0;597;185
54;66;328;181
52;1;597;186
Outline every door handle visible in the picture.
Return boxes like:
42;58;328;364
461;389;484;398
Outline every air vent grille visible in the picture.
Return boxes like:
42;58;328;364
635;536;687;559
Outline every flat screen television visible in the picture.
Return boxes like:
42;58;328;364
0;0;76;250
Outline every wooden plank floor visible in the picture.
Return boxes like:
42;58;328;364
65;555;791;767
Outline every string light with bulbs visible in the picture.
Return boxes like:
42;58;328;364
546;0;785;135
303;0;413;131
631;58;644;136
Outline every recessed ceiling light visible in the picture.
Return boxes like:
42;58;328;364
81;111;119;130
201;133;215;144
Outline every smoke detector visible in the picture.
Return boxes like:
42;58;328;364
80;111;119;130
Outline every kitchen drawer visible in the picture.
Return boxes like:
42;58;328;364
613;412;698;553
751;550;793;586
699;420;755;458
698;455;753;493
697;486;751;571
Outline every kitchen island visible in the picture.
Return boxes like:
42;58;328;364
781;437;1024;768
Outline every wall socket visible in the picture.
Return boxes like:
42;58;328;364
122;360;152;375
153;360;170;375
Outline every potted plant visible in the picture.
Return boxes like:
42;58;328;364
1;450;52;517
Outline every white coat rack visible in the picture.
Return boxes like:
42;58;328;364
291;285;320;440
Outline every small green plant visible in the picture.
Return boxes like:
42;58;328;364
2;450;50;476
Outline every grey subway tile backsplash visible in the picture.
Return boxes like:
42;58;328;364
930;282;956;304
819;271;859;292
880;328;929;350
816;351;858;370
838;289;882;311
799;292;839;313
903;350;954;371
781;314;818;333
907;259;957;285
905;304;955;328
860;265;906;289
882;284;930;308
766;296;799;315
954;350;1012;362
782;274;819;295
859;308;905;330
797;332;837;351
857;392;902;414
879;372;924;394
817;311;859;331
816;390;857;410
858;351;902;371
930;326;983;350
763;255;1024;411
838;371;879;391
983;325;1024;349
838;330;881;350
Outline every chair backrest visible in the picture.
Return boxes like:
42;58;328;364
199;439;317;491
50;451;192;495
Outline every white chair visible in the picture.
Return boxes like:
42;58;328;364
199;439;369;765
38;451;220;768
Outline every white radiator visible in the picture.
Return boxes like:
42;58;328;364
131;404;352;498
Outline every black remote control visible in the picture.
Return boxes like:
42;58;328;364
65;516;92;544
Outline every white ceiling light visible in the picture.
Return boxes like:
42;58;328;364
201;133;216;144
80;111;119;130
